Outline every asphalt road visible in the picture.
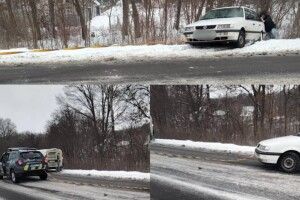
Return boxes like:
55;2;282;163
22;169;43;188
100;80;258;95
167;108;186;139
150;143;300;200
0;55;299;84
0;173;149;200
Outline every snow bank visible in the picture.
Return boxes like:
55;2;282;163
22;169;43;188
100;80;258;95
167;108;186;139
0;48;29;53
153;139;255;155
61;170;150;181
0;39;300;65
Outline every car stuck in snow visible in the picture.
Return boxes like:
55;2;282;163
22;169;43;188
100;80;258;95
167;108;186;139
184;6;265;48
255;133;300;173
39;148;63;172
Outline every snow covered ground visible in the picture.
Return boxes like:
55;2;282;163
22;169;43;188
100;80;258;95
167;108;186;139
152;139;255;155
0;39;300;65
61;170;150;182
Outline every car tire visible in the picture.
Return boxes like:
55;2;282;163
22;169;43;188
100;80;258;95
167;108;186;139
0;175;3;180
279;152;300;173
235;30;246;48
10;170;19;183
40;171;48;180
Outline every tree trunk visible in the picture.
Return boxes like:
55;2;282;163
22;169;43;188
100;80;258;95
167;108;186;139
174;0;182;30
122;0;129;40
48;0;56;39
130;0;141;39
28;0;41;48
73;0;87;42
163;0;168;43
5;0;17;34
195;0;206;21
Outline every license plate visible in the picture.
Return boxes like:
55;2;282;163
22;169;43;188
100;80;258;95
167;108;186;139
31;164;41;170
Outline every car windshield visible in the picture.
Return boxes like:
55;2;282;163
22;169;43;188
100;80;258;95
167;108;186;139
202;8;244;20
21;151;43;160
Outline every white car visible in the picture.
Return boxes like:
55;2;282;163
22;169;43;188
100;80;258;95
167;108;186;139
184;6;265;48
255;133;300;173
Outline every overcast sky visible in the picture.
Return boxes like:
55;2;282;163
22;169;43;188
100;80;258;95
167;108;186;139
0;85;65;133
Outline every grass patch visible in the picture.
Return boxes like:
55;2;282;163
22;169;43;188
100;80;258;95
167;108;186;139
0;51;23;55
90;44;109;48
63;47;85;50
32;49;56;52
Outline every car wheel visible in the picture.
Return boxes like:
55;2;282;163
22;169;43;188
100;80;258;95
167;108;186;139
10;170;19;183
279;152;300;173
40;171;48;180
236;30;246;48
0;175;3;180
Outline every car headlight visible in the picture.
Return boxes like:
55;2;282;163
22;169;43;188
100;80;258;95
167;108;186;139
257;144;270;151
217;24;231;29
185;26;195;32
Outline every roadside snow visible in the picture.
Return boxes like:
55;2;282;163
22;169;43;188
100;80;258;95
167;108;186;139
0;48;29;53
61;170;150;181
0;39;300;65
153;139;255;155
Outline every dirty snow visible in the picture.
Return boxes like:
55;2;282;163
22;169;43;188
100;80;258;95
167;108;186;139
153;139;255;155
61;170;150;181
0;179;149;200
152;174;268;200
152;153;300;200
0;39;300;65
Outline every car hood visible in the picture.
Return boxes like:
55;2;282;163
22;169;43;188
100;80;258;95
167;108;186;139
186;17;243;27
259;135;300;146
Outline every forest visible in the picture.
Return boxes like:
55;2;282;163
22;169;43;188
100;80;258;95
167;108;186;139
0;0;299;49
151;85;300;145
0;85;150;171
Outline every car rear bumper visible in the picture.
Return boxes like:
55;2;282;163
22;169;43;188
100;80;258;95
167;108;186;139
14;164;46;175
47;161;59;168
15;169;46;177
255;149;281;164
184;29;240;43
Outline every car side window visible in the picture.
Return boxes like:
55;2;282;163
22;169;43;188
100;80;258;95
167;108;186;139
8;152;17;161
245;9;254;20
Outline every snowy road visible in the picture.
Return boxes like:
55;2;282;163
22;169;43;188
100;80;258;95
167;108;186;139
150;143;300;200
0;173;149;200
0;55;299;84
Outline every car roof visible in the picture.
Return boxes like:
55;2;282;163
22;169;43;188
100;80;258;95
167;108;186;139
8;147;37;152
213;6;256;12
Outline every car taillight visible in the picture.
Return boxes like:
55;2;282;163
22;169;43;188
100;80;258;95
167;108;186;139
43;156;48;164
16;159;24;166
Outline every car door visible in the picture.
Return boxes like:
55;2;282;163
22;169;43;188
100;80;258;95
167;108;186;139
7;152;16;171
250;10;264;40
244;8;257;40
0;154;4;175
1;153;9;175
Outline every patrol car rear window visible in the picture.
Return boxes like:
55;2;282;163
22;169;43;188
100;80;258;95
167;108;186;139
202;8;244;20
21;151;43;159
